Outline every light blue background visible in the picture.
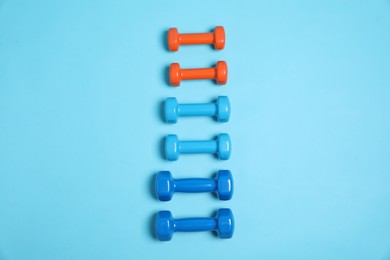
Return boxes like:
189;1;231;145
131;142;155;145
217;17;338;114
1;0;390;259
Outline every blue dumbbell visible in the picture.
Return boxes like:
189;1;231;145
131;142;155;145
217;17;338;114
155;170;233;201
165;133;231;161
164;96;230;123
156;208;235;241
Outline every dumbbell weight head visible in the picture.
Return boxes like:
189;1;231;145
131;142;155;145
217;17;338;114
216;61;228;85
217;133;231;160
214;26;226;50
216;96;230;122
217;170;234;200
156;211;175;241
168;28;180;52
169;63;181;86
164;97;178;124
165;134;180;161
155;171;175;201
216;208;235;239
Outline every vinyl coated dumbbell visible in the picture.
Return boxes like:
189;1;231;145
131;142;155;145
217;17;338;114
164;96;230;123
156;208;234;241
168;26;225;51
155;170;233;201
165;133;231;161
169;61;228;86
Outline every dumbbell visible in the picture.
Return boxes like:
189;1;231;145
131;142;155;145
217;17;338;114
164;96;230;123
168;26;225;52
169;61;228;86
156;208;234;241
155;170;233;201
165;133;231;161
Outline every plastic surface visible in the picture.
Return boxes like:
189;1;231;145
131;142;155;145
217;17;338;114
168;26;225;52
156;208;234;241
155;170;233;201
164;96;230;123
164;133;231;161
169;61;228;86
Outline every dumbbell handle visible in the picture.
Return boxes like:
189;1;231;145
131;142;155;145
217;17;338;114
179;140;217;154
180;68;216;80
179;32;215;45
174;217;217;232
177;103;216;117
174;178;216;193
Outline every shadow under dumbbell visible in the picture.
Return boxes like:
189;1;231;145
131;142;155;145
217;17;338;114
162;30;168;52
149;212;157;239
159;136;166;160
162;65;170;86
211;97;220;123
157;99;165;123
149;172;157;199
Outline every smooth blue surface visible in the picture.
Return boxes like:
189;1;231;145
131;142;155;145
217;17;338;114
1;0;390;259
155;170;233;201
156;209;234;241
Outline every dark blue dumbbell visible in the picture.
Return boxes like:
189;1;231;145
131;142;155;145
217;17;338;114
155;170;233;201
164;96;230;123
156;208;235;241
165;133;231;161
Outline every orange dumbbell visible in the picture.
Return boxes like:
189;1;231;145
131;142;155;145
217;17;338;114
169;61;228;86
168;26;225;51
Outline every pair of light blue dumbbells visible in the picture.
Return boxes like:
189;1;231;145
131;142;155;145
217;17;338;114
155;96;235;241
164;96;232;161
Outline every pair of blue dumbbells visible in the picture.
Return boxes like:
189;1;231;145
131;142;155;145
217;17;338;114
155;170;234;241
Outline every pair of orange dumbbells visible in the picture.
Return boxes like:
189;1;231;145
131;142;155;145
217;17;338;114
168;26;228;85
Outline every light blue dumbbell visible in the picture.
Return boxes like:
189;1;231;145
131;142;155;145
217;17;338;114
164;96;230;123
165;133;231;161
